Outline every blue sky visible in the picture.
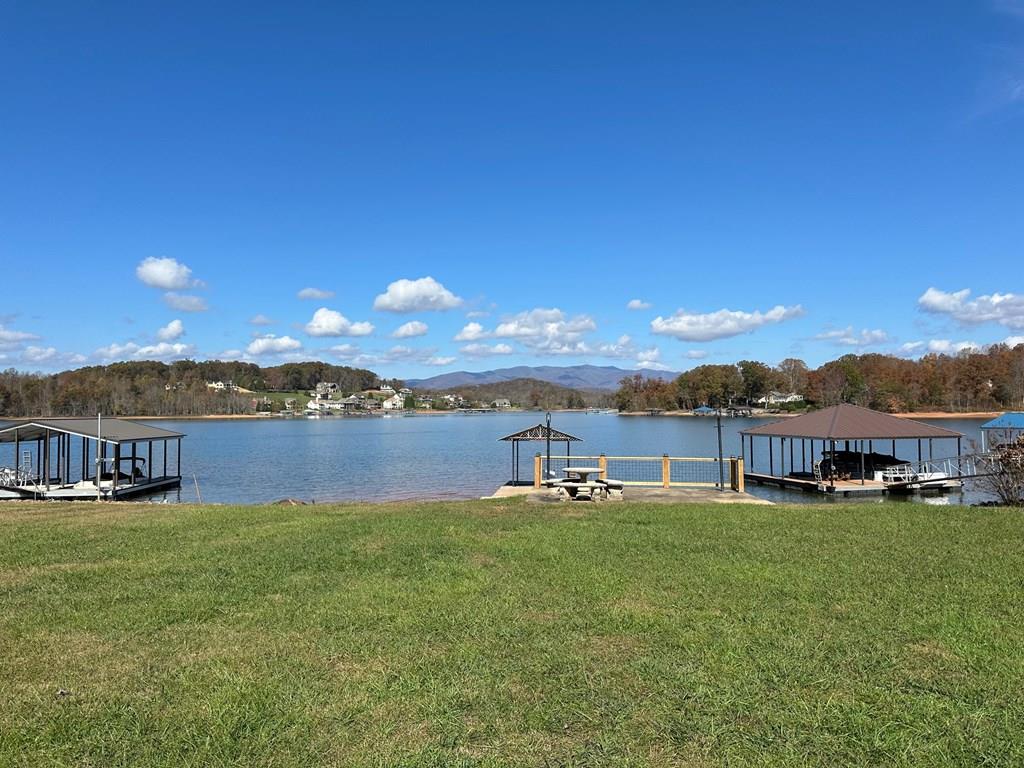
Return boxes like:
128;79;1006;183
2;1;1023;378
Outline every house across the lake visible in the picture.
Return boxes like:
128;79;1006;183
755;391;804;406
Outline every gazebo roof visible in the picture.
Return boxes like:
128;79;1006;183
739;403;962;440
499;423;582;442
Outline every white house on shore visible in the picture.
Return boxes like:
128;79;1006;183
755;391;804;406
382;394;405;410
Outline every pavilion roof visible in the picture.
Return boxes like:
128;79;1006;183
498;423;582;442
739;403;962;440
0;417;184;445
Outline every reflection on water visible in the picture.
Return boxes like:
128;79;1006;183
127;413;992;506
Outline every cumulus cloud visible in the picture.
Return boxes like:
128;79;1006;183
94;341;195;361
135;257;202;290
899;339;980;356
304;308;375;337
0;324;40;349
392;320;428;339
246;335;302;356
461;343;514;357
163;293;208;312
454;322;487;341
156;319;185;342
1004;335;1024;348
22;345;57;363
373;277;463;313
814;326;890;347
651;305;804;341
918;287;1024;329
685;350;709;360
249;314;274;326
425;355;456;366
298;287;335;300
492;308;597;354
465;310;490;319
627;299;651;310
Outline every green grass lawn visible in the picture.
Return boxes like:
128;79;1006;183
1;499;1022;767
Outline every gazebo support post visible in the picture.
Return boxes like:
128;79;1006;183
860;441;865;485
769;438;774;477
918;439;922;462
830;440;836;492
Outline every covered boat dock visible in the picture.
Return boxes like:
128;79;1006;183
739;404;964;496
0;417;184;500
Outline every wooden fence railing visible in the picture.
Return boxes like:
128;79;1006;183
533;454;745;492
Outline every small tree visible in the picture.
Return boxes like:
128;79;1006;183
976;436;1024;506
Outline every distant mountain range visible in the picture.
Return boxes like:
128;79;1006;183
406;364;677;391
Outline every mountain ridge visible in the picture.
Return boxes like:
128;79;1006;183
406;364;677;391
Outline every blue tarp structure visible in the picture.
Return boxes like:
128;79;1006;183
693;406;716;415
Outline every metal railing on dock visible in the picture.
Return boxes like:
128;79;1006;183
533;454;745;492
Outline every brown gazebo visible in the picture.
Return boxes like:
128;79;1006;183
499;423;582;485
740;404;963;491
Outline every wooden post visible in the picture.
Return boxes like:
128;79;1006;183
533;453;542;489
736;458;745;492
662;454;670;488
599;454;607;480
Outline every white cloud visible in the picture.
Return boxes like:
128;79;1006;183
392;320;428;339
900;339;980;356
156;319;185;342
637;361;671;371
685;350;709;360
304;308;375;337
918;287;1024;329
466;310;490;319
454;322;487;341
163;293;209;312
328;343;361;359
492;308;597;354
627;299;651;310
135;342;195;359
22;345;57;363
461;343;514;357
135;257;202;290
249;314;273;326
0;324;40;348
1004;335;1024;347
298;287;335;300
651;305;804;341
373;277;463;313
425;355;456;366
246;335;302;356
94;340;195;361
814;326;890;347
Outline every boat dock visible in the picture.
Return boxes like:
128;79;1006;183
0;417;184;501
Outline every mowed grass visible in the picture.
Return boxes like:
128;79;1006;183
1;500;1022;767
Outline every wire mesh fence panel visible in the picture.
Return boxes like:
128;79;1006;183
535;455;732;487
604;458;663;485
669;458;722;487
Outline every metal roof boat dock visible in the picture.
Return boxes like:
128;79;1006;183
0;417;184;500
739;404;969;496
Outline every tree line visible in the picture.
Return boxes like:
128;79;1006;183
614;343;1024;413
0;361;382;418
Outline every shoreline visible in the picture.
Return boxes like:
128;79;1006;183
620;409;999;420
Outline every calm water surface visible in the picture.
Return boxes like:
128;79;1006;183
151;413;992;506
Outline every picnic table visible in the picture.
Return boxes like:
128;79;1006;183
555;480;607;500
562;466;603;482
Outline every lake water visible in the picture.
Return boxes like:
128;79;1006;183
148;412;992;506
